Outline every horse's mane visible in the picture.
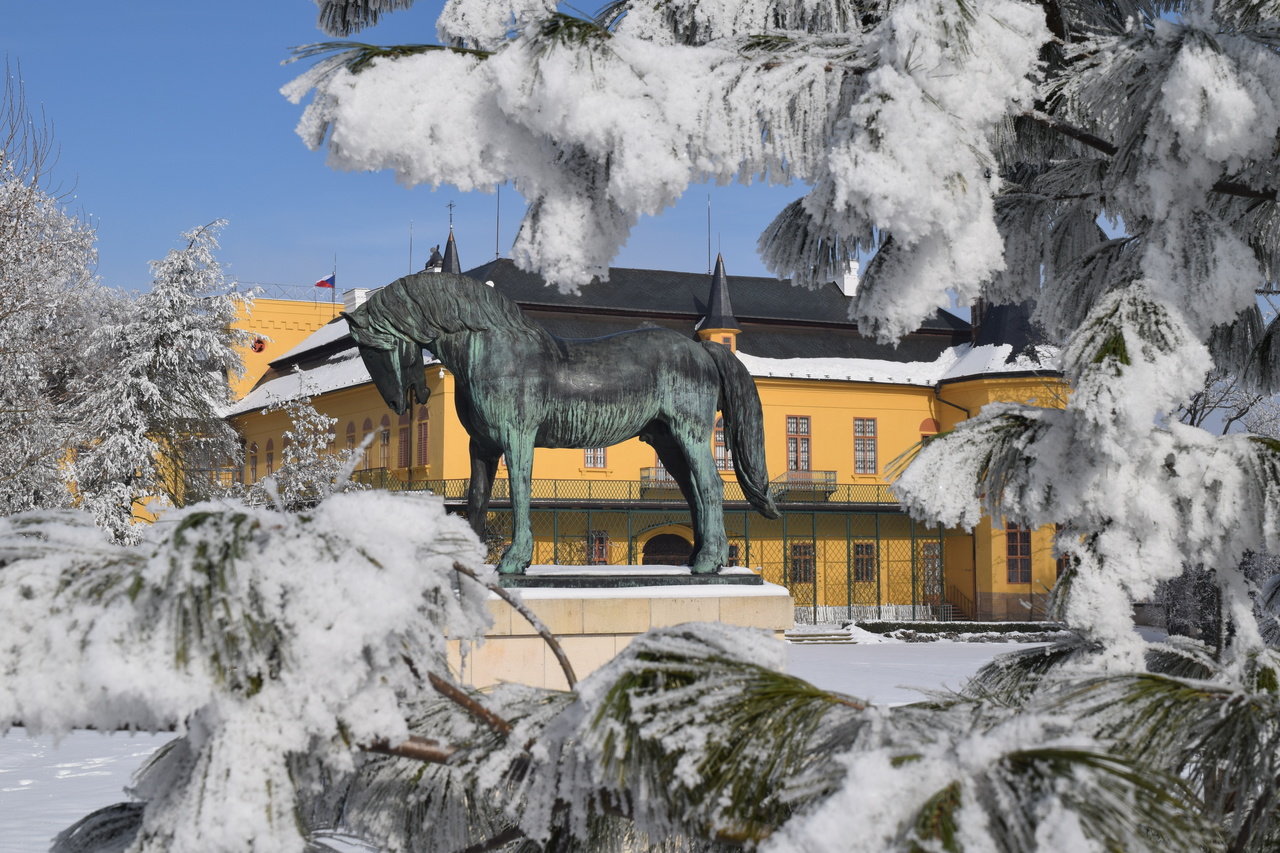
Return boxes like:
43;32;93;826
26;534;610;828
363;272;547;344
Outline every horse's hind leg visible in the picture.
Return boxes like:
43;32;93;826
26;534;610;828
497;435;535;575
655;417;727;571
673;424;728;574
466;438;500;540
647;428;704;563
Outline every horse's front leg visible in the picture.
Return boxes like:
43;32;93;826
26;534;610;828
466;438;500;540
497;436;535;575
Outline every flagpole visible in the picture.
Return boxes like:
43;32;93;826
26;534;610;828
332;253;337;309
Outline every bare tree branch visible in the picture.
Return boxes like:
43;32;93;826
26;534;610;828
452;561;579;688
364;734;459;764
428;670;513;737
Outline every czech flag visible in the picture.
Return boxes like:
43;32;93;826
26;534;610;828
315;273;336;288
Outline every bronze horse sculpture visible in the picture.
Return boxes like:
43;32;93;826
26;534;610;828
343;271;779;575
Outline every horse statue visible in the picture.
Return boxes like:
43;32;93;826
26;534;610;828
343;271;780;575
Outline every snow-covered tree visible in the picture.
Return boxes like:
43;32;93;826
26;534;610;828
72;222;250;541
247;370;368;510
7;0;1280;850
0;66;113;515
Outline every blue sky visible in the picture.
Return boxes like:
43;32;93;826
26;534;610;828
2;1;808;296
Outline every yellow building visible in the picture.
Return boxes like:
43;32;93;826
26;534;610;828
229;237;1066;623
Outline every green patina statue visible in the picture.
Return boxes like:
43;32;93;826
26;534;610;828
343;271;779;575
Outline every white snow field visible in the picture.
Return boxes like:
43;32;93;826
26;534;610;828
0;639;1030;852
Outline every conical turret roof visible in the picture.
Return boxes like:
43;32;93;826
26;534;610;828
441;229;461;275
702;253;740;331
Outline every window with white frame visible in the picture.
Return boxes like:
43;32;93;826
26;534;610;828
786;416;811;472
854;418;877;474
714;417;733;470
587;530;609;565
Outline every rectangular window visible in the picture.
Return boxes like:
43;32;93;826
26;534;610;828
587;530;609;565
790;542;815;584
786;416;811;472
248;455;258;484
1007;523;1032;584
854;418;877;474
854;542;877;582
379;430;390;469
584;447;607;468
398;427;411;468
714;418;733;470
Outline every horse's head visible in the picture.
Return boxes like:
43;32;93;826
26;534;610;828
343;306;430;416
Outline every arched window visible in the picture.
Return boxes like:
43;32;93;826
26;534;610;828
919;418;941;445
345;421;356;450
379;415;391;468
362;418;374;470
397;410;411;468
248;442;259;484
265;438;275;477
416;406;430;466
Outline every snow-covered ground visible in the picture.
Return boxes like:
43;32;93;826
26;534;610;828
0;639;1028;852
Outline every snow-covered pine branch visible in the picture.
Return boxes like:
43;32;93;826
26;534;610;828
0;492;491;853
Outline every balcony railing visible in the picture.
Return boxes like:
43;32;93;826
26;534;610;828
639;466;679;487
768;469;838;500
349;468;899;507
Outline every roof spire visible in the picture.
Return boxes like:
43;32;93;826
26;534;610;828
702;253;740;332
441;227;461;275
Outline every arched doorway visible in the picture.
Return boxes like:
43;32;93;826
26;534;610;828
642;533;693;566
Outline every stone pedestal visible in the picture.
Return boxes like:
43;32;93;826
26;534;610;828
448;566;795;690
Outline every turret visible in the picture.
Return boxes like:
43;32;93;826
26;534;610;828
695;253;741;351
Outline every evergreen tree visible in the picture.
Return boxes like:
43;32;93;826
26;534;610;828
73;222;249;541
0;67;114;515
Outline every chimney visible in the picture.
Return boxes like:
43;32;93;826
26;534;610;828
837;258;859;297
343;288;370;312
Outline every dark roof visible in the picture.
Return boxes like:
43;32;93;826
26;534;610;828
702;254;740;331
973;301;1045;363
465;258;969;334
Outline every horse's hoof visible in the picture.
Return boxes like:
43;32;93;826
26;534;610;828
497;557;531;575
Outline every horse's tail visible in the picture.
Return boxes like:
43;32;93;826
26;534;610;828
702;342;780;519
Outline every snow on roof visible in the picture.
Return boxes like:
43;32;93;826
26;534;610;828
229;346;373;416
736;343;1060;385
940;343;1060;381
273;317;354;364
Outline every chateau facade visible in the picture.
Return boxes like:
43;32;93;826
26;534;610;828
228;234;1067;623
